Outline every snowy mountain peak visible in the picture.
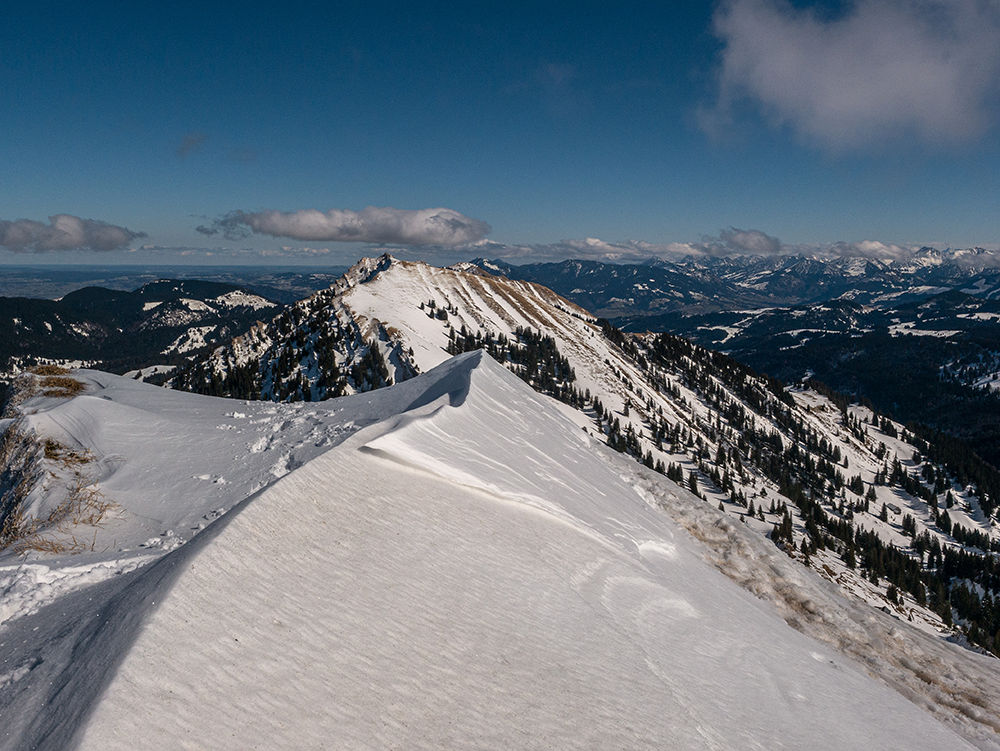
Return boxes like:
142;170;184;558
337;251;397;289
173;256;597;402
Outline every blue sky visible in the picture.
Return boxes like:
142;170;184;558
2;0;1000;265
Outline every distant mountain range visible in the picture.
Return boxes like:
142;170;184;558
474;249;1000;318
0;279;279;382
0;265;348;303
476;254;1000;466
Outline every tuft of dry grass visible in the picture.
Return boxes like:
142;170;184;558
12;530;97;556
40;375;85;398
69;474;115;526
8;472;117;555
43;439;61;460
0;503;31;545
29;364;71;376
42;438;92;467
1;425;115;555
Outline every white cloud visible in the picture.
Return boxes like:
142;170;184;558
696;231;920;261
714;227;781;255
708;0;1000;148
498;230;783;262
214;207;491;246
827;239;914;261
448;230;948;265
0;215;146;252
443;237;702;264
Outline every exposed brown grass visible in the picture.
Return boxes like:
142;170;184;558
12;530;97;556
1;427;115;555
8;472;117;555
43;438;92;467
43;439;61;460
40;375;85;398
29;364;71;376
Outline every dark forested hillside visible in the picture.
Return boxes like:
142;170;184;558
0;280;280;394
620;292;1000;468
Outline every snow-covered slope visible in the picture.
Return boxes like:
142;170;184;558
0;370;428;628
0;353;989;749
176;256;1000;660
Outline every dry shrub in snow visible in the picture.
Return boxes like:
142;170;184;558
40;376;85;399
29;364;71;376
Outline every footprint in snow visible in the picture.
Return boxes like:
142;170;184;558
141;530;183;551
193;474;226;484
0;657;42;689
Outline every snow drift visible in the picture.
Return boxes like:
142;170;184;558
0;352;980;749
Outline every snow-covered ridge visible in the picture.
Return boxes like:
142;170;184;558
176;256;1000;661
210;289;277;311
173;253;599;400
0;353;989;749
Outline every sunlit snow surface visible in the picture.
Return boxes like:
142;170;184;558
0;354;987;749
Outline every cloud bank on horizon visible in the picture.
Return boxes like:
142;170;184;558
201;207;491;247
0;215;146;253
407;229;992;266
708;0;1000;148
0;212;988;268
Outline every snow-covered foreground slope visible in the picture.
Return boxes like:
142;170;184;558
0;353;988;749
0;363;477;627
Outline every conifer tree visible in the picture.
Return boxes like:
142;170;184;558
688;471;699;495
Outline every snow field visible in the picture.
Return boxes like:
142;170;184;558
0;359;517;621
76;354;975;749
328;259;1000;663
